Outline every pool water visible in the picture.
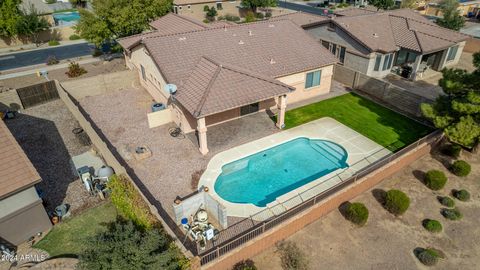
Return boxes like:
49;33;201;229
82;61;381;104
53;12;80;26
214;137;348;207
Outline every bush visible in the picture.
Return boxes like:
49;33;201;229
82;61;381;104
46;55;59;65
450;160;471;177
255;12;264;19
203;5;210;11
218;15;225;21
45;0;56;4
345;202;369;226
65;61;87;78
232;259;257;270
203;19;210;23
422;219;442;233
92;48;103;57
108;174;156;229
276;241;309;270
441;208;463;220
69;34;81;40
48;40;60;46
441;143;462;158
78;219;187;270
438;196;455;208
384;189;410;216
453;189;470;201
416;248;443;266
424;170;448;190
191;169;205;190
245;11;255;23
265;12;272;18
226;14;240;22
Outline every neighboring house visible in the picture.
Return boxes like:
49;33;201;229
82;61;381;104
118;13;337;155
424;0;480;18
301;9;469;80
20;0;55;25
173;0;243;21
0;120;51;248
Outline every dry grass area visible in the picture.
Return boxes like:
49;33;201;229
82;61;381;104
254;145;480;270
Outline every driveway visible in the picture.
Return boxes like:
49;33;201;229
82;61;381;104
0;42;94;71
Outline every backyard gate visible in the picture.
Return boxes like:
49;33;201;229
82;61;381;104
16;81;59;109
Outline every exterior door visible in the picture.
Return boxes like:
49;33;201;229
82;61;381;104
240;102;259;116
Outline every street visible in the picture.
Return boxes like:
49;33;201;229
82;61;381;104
277;1;326;15
0;42;94;71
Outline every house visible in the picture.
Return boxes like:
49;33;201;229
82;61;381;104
20;0;55;25
301;9;469;80
118;14;337;155
172;0;243;21
424;0;480;18
0;120;51;248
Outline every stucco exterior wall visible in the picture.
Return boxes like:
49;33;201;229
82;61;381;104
0;26;75;49
441;41;466;69
306;24;370;56
277;65;334;105
343;52;370;74
175;1;242;21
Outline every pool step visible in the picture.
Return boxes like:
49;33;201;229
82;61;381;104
320;141;346;162
309;142;343;166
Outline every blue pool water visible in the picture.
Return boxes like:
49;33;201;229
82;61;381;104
53;12;80;26
214;137;348;207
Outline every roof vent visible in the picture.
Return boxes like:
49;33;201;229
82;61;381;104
178;37;186;41
372;33;379;38
224;25;227;31
248;30;253;36
270;58;276;64
268;24;275;28
238;40;244;45
233;33;237;37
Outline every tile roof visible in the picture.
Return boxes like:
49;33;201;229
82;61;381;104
270;12;329;28
0;120;41;199
334;7;378;17
332;9;469;53
175;57;294;118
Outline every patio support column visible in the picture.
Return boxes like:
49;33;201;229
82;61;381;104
197;117;209;155
276;94;287;129
410;54;423;81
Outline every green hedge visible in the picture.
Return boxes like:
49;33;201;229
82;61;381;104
384;189;410;216
450;160;471;177
453;189;470;201
422;219;442;233
441;143;462;158
416;248;443;266
438;196;455;208
345;202;369;226
424;170;447;190
69;34;81;40
441;208;463;220
108;174;155;229
48;40;60;46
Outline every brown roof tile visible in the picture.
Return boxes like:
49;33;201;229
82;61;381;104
0;120;41;199
270;12;329;28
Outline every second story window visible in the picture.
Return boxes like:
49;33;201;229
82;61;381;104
447;45;458;61
374;55;382;71
217;2;223;9
305;70;322;89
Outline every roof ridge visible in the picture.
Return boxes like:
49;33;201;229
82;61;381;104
193;58;222;117
412;30;424;53
170;13;210;29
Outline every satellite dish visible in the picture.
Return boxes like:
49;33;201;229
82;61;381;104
164;84;177;95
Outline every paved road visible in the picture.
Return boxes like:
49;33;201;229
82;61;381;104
0;42;94;71
277;1;327;15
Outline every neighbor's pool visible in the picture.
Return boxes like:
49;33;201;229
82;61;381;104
53;11;80;26
214;137;348;207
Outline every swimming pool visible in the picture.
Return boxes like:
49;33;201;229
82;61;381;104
53;11;80;26
214;137;348;207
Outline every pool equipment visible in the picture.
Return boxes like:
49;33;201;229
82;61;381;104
151;103;166;112
181;206;219;250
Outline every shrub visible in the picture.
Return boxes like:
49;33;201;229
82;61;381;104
276;241;309;270
232;259;257;270
384;189;410;216
191;169;205;190
438;196;455;208
245;11;255;23
65;61;87;78
46;55;59;65
218;15;225;21
424;170;447;190
441;208;463;220
453;189;470;201
416;248;443;266
203;19;210;23
225;14;240;22
345;202;369;226
450;160;471;177
69;34;81;40
265;12;272;18
46;0;56;3
255;12;264;19
48;40;60;46
203;5;210;11
108;174;156;229
441;143;462;158
422;219;442;233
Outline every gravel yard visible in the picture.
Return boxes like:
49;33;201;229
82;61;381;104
4;99;100;214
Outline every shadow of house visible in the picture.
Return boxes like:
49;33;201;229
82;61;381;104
2;102;75;213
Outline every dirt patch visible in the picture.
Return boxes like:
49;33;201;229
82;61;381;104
253;147;480;270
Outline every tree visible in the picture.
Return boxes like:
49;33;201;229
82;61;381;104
69;0;87;8
369;0;395;11
75;0;172;47
16;5;49;45
0;0;22;37
436;0;465;31
241;0;276;13
421;52;480;148
78;219;185;270
205;6;217;21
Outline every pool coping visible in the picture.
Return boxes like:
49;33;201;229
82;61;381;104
198;117;392;218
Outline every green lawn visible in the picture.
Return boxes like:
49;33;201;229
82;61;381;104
34;202;118;257
281;93;433;152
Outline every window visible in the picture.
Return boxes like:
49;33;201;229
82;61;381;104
395;51;418;66
305;70;322;89
216;2;223;9
374;55;382;71
321;40;329;49
387;53;394;69
330;43;337;55
173;6;178;13
140;65;146;81
382;54;393;71
339;46;346;64
447;45;458;61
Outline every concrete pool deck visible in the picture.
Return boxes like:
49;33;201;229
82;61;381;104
199;117;392;218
